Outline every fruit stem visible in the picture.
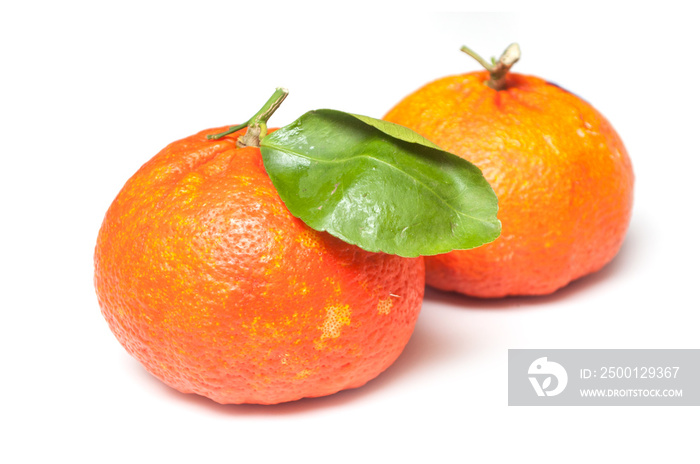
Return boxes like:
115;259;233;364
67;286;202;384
207;87;289;147
460;43;520;91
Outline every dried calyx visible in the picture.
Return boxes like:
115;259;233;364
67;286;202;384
460;43;521;91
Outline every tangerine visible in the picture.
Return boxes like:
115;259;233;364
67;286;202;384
94;124;425;404
384;44;634;297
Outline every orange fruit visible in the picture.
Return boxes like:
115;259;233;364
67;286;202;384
384;44;634;297
94;126;425;404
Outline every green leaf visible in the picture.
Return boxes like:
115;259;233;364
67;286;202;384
259;109;500;257
347;113;443;150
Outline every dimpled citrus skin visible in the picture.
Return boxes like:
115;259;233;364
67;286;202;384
94;127;425;404
384;71;633;297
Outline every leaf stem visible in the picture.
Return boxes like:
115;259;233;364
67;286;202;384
460;45;495;72
206;87;289;147
206;122;249;140
460;43;520;91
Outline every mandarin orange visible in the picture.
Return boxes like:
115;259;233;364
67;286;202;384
384;44;633;297
94;126;425;404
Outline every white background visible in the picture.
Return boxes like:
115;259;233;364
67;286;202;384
2;2;698;462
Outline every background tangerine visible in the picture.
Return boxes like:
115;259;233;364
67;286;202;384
385;69;634;297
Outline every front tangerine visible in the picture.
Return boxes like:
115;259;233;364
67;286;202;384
94;127;424;404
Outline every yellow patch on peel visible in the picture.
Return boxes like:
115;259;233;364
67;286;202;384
321;304;351;338
296;368;314;379
297;282;309;296
377;297;393;315
315;304;351;349
171;172;203;205
324;277;342;296
296;229;320;248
